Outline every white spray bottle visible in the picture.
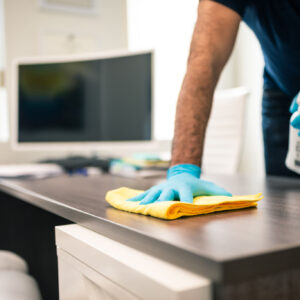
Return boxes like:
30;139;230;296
285;93;300;174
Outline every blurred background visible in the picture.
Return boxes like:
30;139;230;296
0;0;265;176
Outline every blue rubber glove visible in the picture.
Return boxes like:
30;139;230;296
127;164;232;205
290;92;300;136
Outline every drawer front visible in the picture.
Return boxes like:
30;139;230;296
56;224;211;300
57;248;138;300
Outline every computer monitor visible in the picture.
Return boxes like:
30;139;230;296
12;50;156;153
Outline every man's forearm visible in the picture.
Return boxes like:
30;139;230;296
171;61;218;166
170;0;241;167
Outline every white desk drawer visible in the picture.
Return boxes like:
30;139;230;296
55;224;211;300
57;247;138;300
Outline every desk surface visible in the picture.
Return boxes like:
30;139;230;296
1;174;300;283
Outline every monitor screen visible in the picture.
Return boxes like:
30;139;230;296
17;52;152;143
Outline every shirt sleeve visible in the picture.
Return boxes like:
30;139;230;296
208;0;248;18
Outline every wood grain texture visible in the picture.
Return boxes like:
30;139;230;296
0;174;300;284
215;268;300;300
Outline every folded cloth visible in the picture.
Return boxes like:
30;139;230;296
105;187;263;220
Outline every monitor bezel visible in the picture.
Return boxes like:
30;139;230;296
12;49;157;152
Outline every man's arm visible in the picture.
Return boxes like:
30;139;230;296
171;0;241;166
128;1;241;204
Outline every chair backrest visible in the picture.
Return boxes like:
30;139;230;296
202;87;249;174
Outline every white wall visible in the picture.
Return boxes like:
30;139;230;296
0;0;4;71
233;24;265;176
0;0;9;143
127;0;199;141
127;0;265;176
0;0;128;164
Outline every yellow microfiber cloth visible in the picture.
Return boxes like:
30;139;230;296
105;187;263;220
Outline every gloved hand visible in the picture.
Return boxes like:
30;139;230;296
127;164;232;205
290;92;300;136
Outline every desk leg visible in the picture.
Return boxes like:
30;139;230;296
0;191;71;300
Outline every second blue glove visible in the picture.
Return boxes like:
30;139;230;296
290;92;300;136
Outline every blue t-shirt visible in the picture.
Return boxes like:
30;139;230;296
211;0;300;97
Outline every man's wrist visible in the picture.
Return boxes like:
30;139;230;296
167;164;201;179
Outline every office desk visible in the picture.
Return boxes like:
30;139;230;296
0;174;300;300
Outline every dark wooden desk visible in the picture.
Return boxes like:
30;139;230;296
0;174;300;300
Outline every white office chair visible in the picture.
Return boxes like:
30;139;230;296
202;87;249;174
0;251;42;300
